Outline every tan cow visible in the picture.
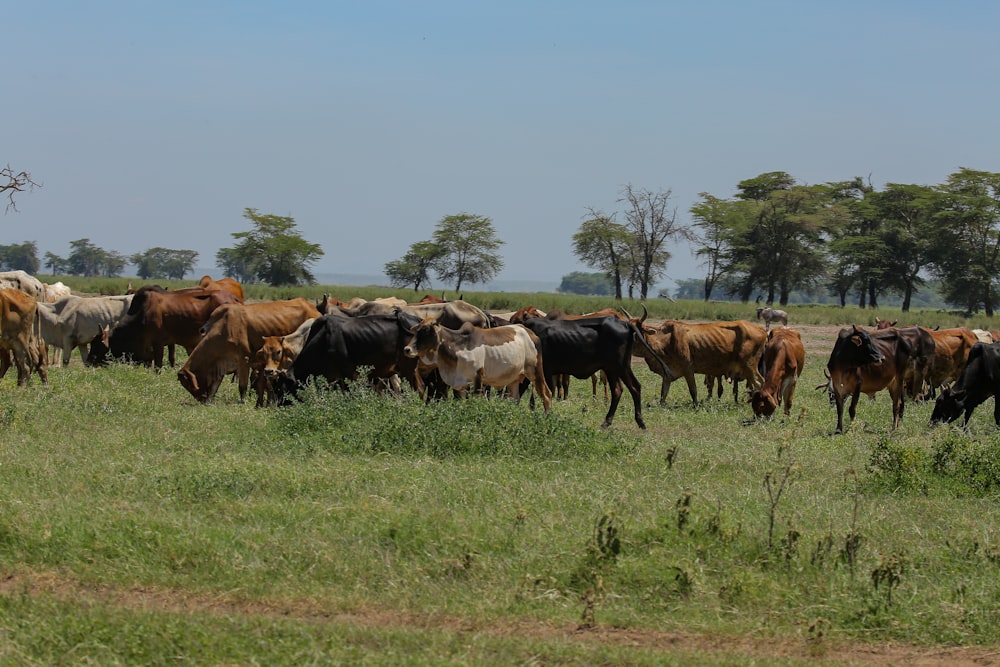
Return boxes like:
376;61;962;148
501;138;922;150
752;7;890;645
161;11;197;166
918;327;979;399
635;319;767;406
402;318;552;412
750;327;806;418
177;298;321;403
250;317;317;407
0;288;47;385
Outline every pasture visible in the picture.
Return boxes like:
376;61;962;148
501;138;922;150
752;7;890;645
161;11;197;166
2;292;1000;665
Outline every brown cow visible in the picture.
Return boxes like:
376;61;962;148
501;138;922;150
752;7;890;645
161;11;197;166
750;327;806;418
198;275;245;302
826;326;912;434
178;298;321;403
0;288;48;385
634;319;767;406
874;317;898;330
917;327;978;400
105;286;243;367
250;317;317;407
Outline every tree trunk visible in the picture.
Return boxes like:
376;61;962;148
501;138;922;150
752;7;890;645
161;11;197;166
901;284;913;312
986;282;994;317
703;276;713;302
868;280;878;309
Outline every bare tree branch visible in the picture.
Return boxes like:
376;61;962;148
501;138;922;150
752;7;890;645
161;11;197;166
1;165;40;213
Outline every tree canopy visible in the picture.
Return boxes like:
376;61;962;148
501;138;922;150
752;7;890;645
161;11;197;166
130;247;200;280
215;208;324;286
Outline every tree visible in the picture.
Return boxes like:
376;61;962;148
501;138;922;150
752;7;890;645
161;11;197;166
2;165;39;213
0;241;40;273
558;271;613;295
931;168;1000;315
60;239;126;277
130;247;200;280
384;240;442;292
619;184;693;300
572;210;632;300
689;194;753;301
215;208;324;286
430;213;504;292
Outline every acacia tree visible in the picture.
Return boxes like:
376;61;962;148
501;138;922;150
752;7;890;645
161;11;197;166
571;210;632;299
931;168;1000;315
130;247;200;280
429;213;504;292
216;208;323;286
2;165;38;212
0;241;40;273
689;193;752;301
384;240;442;292
619;184;692;300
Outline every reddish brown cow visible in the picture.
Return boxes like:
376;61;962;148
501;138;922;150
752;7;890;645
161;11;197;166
918;327;978;399
874;317;898;330
178;298;321;403
0;288;47;386
106;286;243;367
251;317;317;407
198;275;245;302
750;327;806;418
826;326;912;434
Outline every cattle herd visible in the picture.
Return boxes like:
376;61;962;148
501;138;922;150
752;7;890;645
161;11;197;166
2;271;1000;433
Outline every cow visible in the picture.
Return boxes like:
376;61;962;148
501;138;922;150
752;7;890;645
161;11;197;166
178;298;322;403
37;294;134;366
874;318;898;330
104;286;242;367
275;311;424;401
756;306;788;329
42;281;72;303
750;327;806;418
341;300;492;328
633;319;767;407
197;276;245;302
250;317;317;407
918;327;978;400
520;313;668;429
415;293;448;304
0;288;47;385
402;317;553;412
0;270;46;301
825;326;912;434
930;342;1000;428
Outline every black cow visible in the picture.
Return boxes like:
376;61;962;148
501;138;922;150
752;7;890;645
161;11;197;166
275;311;421;401
930;342;1000;428
826;325;912;434
520;314;671;429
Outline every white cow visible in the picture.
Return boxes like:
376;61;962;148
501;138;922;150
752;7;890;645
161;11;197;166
42;281;72;303
37;294;134;366
0;270;46;301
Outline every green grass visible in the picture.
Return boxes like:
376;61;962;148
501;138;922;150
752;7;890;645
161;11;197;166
4;296;1000;663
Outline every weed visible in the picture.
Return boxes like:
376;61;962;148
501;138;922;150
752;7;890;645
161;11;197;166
871;551;906;606
764;443;795;551
675;492;692;534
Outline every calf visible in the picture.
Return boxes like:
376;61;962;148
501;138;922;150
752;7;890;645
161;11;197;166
0;288;47;385
251;317;316;407
750;327;806;418
930;342;1000;428
403;318;553;411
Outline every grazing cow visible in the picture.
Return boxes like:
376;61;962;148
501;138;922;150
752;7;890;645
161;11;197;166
750;327;806;418
275;311;423;400
338;299;492;328
0;288;47;385
930;342;1000;428
874;318;898;330
633;319;767;407
826;326;912;434
250;317;316;407
105;286;242;367
756;306;788;329
402;318;553;411
37;294;134;366
918;327;978;399
520;314;668;429
178;298;322;403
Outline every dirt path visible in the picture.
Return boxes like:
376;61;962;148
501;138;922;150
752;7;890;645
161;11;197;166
3;569;999;665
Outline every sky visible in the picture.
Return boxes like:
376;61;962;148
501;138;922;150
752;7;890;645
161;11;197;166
6;1;1000;292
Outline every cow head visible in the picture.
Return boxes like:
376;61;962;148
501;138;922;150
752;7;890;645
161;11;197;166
874;318;897;330
403;317;441;364
178;366;223;403
750;389;779;418
828;325;884;371
930;387;966;425
85;325;111;367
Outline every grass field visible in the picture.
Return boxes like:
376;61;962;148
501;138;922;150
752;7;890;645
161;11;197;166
2;291;1000;665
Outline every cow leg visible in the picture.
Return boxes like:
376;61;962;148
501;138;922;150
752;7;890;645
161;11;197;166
623;368;645;429
0;349;10;379
834;393;847;434
168;344;176;368
659;374;672;406
237;358;251;402
684;373;699;407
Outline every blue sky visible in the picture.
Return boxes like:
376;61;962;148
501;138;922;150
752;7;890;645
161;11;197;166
6;1;1000;291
